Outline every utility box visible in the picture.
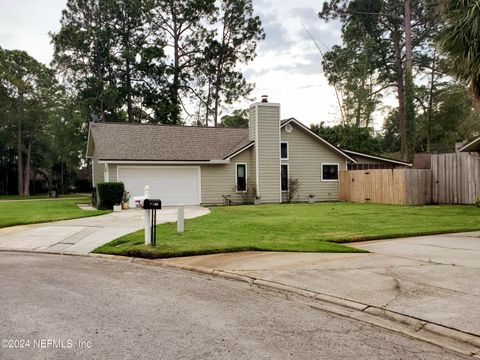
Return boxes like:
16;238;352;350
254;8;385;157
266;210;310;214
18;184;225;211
143;199;162;210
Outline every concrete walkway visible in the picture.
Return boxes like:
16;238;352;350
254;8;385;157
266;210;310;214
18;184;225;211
162;231;480;338
0;206;209;254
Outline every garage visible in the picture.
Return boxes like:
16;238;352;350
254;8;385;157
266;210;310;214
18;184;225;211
117;166;201;206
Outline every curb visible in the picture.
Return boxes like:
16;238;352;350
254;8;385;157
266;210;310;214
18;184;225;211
2;250;479;357
89;253;480;358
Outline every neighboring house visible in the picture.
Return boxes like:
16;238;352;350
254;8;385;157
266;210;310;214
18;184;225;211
459;135;480;153
86;99;410;206
343;150;412;170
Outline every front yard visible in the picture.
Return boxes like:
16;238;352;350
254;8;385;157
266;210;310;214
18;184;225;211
95;202;480;258
0;197;110;228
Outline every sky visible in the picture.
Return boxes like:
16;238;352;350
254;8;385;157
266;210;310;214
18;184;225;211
0;0;379;129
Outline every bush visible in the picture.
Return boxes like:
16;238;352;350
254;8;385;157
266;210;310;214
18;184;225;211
475;198;480;208
287;178;299;203
97;182;125;210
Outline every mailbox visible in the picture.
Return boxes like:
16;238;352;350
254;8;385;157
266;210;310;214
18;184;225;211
143;199;162;210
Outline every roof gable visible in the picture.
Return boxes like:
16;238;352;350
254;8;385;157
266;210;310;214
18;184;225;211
281;118;357;163
459;135;480;152
342;149;412;167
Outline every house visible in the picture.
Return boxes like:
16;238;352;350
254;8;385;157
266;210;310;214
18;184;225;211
86;98;410;206
458;135;480;153
343;150;411;170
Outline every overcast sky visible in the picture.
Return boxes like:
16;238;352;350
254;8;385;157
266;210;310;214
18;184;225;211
0;0;377;128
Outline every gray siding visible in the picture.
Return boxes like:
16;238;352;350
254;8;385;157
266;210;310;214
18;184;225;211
255;104;281;203
201;148;254;205
281;122;347;202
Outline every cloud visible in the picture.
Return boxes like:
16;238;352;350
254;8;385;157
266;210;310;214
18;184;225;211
256;11;292;52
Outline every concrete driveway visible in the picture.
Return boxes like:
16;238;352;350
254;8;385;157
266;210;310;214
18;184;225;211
0;206;209;254
163;231;480;338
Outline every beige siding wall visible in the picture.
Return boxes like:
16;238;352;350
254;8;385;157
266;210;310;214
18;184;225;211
255;104;281;202
92;152;104;186
201;148;255;205
281;123;347;202
248;106;256;141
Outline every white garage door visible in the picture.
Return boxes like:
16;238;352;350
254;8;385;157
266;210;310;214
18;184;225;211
118;166;200;206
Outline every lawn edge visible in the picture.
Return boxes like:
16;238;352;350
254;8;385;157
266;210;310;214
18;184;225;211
93;225;480;259
0;210;111;230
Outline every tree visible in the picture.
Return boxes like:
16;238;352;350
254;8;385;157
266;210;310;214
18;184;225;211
51;0;121;122
319;0;437;160
310;122;382;154
0;48;59;195
110;0;157;122
219;108;249;127
438;0;480;101
201;0;264;126
152;0;216;124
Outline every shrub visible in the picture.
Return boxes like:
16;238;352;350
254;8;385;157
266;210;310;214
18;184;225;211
97;182;125;210
287;178;299;203
475;198;480;208
232;179;257;204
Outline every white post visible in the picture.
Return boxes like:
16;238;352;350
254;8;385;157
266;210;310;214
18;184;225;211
144;185;151;245
177;204;184;234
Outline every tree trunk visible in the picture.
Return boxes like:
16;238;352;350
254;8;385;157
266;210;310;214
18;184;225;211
17;114;24;195
23;143;31;196
393;29;407;160
60;162;64;194
170;3;181;124
126;55;133;122
426;50;436;153
404;0;413;73
403;0;415;161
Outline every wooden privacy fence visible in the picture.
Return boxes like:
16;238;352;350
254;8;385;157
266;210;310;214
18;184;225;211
431;152;480;204
339;169;432;205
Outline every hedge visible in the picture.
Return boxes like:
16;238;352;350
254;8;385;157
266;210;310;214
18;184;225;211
97;182;125;210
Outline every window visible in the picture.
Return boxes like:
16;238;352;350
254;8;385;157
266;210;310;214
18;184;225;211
236;163;247;192
322;164;339;181
280;142;288;160
281;164;289;191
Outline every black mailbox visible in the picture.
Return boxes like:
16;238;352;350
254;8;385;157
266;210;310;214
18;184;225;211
143;199;162;209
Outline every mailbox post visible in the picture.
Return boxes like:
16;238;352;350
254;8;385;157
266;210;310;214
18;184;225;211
144;185;151;245
143;199;162;246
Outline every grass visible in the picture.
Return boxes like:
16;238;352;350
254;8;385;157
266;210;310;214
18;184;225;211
94;202;480;259
0;193;90;200
0;197;110;228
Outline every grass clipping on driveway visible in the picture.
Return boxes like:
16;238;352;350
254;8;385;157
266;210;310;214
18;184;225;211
94;203;480;258
0;197;110;228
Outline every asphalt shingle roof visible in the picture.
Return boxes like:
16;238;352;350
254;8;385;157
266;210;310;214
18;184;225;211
90;122;250;161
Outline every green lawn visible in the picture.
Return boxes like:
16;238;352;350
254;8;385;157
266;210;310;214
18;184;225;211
0;197;110;228
95;202;480;259
0;193;90;200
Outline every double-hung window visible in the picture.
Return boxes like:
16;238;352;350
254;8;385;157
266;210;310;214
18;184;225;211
280;142;288;160
236;163;247;192
281;164;289;191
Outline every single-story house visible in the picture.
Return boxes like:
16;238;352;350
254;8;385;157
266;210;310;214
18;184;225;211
86;99;410;206
459;135;480;153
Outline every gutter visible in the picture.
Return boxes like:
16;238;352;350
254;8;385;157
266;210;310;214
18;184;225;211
98;160;230;165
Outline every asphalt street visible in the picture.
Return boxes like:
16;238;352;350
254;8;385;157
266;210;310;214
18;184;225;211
0;252;470;360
